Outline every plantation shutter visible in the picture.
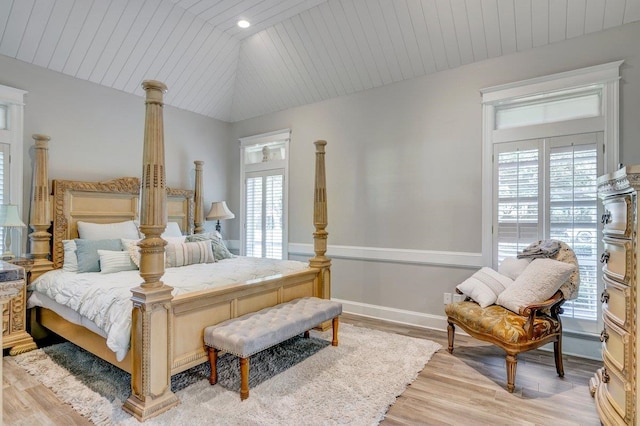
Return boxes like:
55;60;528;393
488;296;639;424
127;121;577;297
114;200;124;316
548;137;599;321
265;175;283;259
495;141;541;262
494;133;601;324
245;176;263;258
244;171;285;259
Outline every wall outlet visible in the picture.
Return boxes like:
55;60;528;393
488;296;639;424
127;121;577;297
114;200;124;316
453;293;465;303
443;292;452;304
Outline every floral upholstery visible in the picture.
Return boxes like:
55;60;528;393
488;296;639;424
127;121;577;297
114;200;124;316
445;301;561;344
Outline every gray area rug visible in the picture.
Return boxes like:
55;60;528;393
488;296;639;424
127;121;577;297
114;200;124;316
14;323;441;425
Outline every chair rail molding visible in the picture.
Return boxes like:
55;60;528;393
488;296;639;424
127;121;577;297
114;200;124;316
288;243;483;268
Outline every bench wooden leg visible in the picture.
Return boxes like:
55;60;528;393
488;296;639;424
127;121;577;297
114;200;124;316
208;347;218;385
332;316;339;346
240;357;250;400
304;330;310;338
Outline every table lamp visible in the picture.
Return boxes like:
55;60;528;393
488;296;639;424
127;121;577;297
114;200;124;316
206;201;235;233
0;204;26;260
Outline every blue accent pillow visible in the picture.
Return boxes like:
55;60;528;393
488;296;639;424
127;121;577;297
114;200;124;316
75;239;123;273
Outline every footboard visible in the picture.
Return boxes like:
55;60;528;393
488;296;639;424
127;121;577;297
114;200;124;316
170;268;322;374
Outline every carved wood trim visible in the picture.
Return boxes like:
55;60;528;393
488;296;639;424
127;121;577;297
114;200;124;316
167;186;194;234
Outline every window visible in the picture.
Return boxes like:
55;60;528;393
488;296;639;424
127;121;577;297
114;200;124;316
240;130;290;259
482;61;621;337
0;84;27;256
495;134;601;322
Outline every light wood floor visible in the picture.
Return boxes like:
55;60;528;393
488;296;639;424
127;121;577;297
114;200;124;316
3;313;601;425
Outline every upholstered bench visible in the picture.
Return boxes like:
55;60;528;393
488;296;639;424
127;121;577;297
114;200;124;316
204;296;342;400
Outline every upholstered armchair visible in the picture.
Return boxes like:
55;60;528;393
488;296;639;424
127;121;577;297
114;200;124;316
445;241;580;393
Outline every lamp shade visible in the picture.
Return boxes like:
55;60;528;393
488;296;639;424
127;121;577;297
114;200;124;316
0;205;26;228
206;201;235;221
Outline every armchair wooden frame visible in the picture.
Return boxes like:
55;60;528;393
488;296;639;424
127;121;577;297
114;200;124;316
447;290;566;393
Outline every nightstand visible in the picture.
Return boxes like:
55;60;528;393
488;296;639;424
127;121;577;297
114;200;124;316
0;260;37;355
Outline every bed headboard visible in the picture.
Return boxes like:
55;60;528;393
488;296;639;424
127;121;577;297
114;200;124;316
50;177;194;269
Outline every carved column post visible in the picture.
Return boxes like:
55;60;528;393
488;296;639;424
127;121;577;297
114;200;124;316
28;134;53;280
123;80;179;421
309;140;331;301
193;160;204;234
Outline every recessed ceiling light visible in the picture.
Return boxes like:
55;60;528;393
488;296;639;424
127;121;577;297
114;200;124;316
237;19;250;29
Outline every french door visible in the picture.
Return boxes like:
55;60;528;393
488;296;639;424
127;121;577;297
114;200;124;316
494;132;603;330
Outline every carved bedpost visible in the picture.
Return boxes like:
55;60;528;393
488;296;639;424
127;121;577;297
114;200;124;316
193;160;204;234
28;134;53;281
123;80;179;421
309;140;331;301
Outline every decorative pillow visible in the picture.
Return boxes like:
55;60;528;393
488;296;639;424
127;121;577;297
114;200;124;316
498;257;532;280
62;239;78;272
496;258;576;313
165;241;214;268
122;238;141;267
77;220;140;240
98;250;138;273
456;267;514;308
75;239;123;273
186;232;234;260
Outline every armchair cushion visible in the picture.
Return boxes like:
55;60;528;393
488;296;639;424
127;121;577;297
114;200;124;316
445;301;561;344
496;258;575;313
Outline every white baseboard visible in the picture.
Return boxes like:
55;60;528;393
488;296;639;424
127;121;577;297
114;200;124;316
334;298;449;331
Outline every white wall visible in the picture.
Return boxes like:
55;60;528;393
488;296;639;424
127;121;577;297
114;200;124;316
230;21;640;340
0;54;233;228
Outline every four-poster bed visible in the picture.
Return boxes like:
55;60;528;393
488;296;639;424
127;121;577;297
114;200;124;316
25;81;331;421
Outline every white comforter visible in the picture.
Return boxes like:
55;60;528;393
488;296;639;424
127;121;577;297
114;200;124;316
28;257;308;361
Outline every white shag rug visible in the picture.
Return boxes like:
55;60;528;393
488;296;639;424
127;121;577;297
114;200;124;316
14;323;441;425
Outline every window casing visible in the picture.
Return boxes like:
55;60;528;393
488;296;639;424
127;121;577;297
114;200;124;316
482;61;622;336
240;130;290;259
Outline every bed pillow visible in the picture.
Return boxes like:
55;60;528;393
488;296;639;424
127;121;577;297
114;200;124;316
77;220;140;240
165;241;214;268
164;235;186;245
98;250;138;273
62;239;78;272
456;267;514;308
75;239;123;273
122;236;185;268
187;232;234;260
161;221;183;238
498;257;532;280
496;258;576;313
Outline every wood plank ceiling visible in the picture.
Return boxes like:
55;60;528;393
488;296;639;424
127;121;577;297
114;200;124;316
1;0;639;122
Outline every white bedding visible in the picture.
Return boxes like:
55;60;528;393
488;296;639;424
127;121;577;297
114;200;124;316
27;257;309;361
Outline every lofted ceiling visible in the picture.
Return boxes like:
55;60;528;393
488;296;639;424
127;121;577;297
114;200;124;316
1;0;639;123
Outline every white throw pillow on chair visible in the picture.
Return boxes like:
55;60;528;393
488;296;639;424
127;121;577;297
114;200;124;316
496;258;576;313
456;267;514;308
